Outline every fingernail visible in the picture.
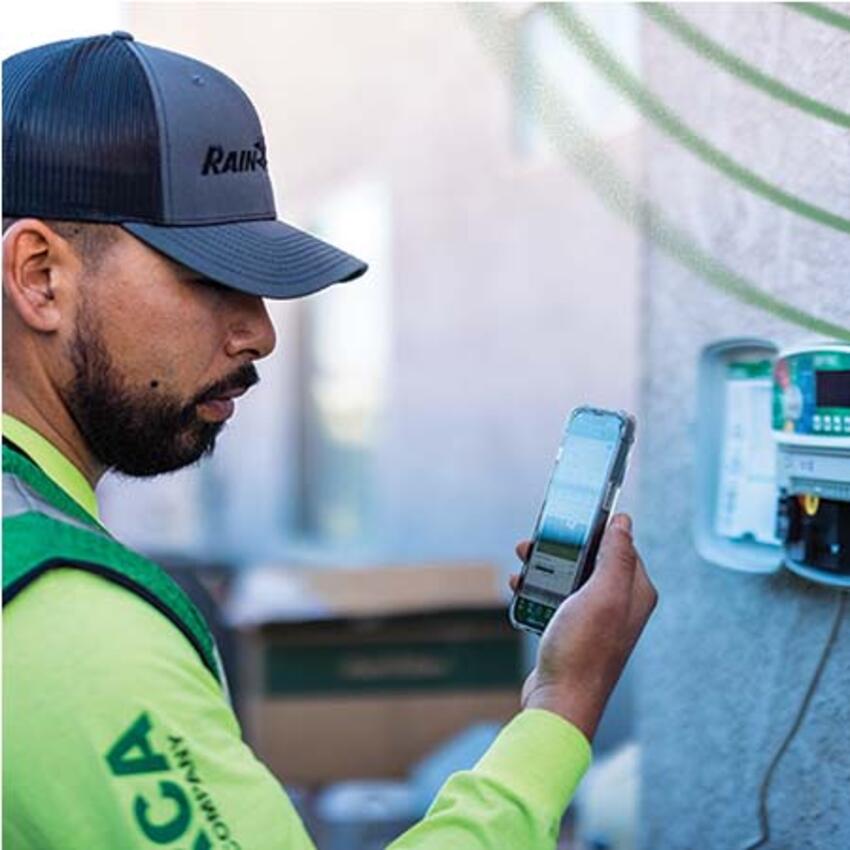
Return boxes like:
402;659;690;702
612;513;633;534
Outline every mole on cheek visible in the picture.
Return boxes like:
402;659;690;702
150;380;160;389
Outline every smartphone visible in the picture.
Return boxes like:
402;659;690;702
509;406;636;635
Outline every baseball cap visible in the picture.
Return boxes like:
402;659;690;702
2;32;368;298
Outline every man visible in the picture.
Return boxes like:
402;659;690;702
2;33;657;849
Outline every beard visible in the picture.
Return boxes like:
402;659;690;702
62;299;259;477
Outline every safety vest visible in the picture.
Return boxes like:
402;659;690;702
2;443;224;688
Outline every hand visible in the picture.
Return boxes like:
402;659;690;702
509;514;657;742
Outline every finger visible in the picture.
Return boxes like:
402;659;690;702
589;516;638;589
611;513;632;535
597;516;635;567
633;554;658;614
620;558;657;640
627;580;658;640
508;574;520;593
596;514;633;562
515;540;532;562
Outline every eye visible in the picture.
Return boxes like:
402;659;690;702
189;276;227;292
183;275;231;302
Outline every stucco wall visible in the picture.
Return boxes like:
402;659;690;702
638;4;850;848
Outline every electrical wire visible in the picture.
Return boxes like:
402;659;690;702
741;591;848;850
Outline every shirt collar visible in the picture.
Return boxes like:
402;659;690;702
2;413;100;521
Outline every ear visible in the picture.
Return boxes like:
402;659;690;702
2;219;80;333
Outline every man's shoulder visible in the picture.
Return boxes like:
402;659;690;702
7;563;163;625
4;566;215;689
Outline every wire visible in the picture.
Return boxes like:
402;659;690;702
741;591;848;850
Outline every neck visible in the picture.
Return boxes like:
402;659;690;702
4;382;105;487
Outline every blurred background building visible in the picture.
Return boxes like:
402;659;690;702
4;4;850;849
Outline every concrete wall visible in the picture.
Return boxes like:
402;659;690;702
638;4;850;848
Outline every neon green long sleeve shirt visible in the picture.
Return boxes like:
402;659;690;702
2;415;591;850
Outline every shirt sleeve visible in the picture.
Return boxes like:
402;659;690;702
4;569;590;850
388;710;591;850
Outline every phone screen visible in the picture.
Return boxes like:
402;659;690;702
514;410;626;630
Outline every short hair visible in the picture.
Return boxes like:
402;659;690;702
2;217;121;272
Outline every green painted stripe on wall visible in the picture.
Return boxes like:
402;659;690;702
785;2;850;33
644;4;850;128
462;4;850;340
549;4;850;234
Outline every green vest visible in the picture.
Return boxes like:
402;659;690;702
2;443;224;687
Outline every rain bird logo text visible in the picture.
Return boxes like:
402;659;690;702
202;140;267;175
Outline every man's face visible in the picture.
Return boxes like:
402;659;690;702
60;230;276;477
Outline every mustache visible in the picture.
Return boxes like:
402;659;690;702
192;363;260;407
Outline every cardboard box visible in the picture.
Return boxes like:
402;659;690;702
233;563;523;785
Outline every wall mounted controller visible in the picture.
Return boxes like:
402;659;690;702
695;339;850;588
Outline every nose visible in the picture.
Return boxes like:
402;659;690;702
224;292;276;361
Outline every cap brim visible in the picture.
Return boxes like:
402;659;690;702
122;218;368;299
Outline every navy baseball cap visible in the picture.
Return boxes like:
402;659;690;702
2;32;368;298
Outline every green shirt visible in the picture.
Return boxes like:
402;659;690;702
3;415;591;849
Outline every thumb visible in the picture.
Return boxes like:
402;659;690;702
591;514;637;586
610;513;632;535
